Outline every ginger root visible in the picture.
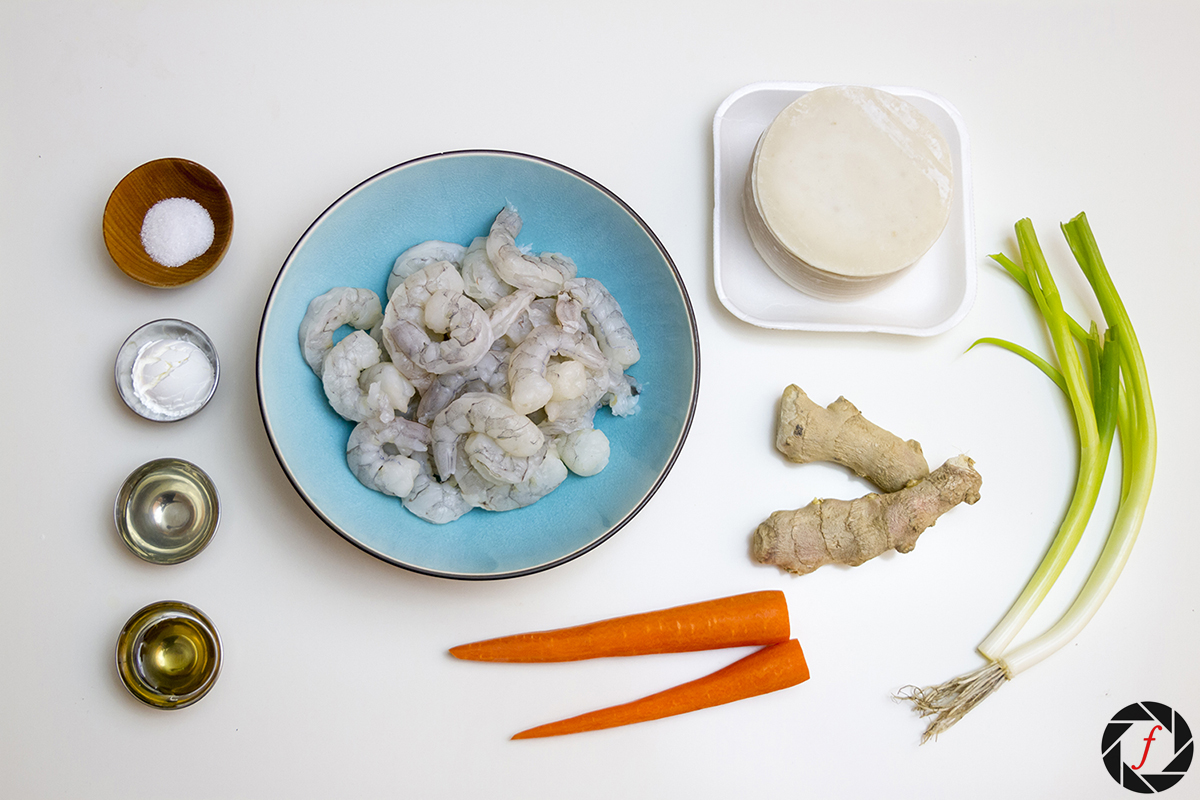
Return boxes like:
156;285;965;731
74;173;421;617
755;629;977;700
775;384;929;492
753;455;982;575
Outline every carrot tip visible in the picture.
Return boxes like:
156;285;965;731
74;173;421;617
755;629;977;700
505;639;809;741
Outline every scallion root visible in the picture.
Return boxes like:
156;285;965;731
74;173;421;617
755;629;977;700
899;213;1154;743
896;662;1008;743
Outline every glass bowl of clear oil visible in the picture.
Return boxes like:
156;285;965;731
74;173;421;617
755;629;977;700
115;600;222;709
115;457;219;565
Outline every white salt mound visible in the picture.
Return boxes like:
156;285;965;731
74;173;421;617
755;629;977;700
140;197;215;268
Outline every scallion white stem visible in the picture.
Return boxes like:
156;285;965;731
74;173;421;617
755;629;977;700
976;219;1108;660
1001;214;1157;675
899;213;1155;741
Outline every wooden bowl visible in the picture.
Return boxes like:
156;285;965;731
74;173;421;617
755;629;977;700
103;158;233;288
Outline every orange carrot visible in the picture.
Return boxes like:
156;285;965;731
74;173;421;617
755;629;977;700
511;638;809;739
449;590;790;662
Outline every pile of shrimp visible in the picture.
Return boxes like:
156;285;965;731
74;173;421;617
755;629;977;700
297;205;641;524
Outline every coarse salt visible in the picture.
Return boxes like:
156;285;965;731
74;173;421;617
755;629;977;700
140;197;215;268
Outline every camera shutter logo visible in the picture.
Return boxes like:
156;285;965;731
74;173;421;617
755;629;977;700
1102;702;1192;793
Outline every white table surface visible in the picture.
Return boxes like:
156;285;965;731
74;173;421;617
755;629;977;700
3;2;1198;797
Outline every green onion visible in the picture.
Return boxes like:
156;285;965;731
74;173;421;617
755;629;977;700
974;220;1112;661
899;213;1155;741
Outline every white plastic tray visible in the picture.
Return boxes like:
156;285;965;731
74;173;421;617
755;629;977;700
713;81;976;335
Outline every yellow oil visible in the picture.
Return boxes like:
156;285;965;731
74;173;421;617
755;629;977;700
136;619;212;694
116;601;221;709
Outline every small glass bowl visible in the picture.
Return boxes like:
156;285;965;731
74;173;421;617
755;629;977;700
116;600;222;709
115;457;219;565
115;319;220;422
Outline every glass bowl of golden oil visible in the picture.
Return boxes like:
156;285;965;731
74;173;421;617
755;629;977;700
115;600;221;709
115;458;219;565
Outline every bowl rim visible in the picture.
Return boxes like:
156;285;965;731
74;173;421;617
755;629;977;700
114;456;221;565
102;157;234;288
113;318;221;423
114;599;222;709
255;149;701;580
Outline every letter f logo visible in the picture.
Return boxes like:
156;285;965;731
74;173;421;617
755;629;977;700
1131;724;1163;771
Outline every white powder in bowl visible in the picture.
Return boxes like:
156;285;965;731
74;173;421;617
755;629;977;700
131;338;216;419
140;197;215;268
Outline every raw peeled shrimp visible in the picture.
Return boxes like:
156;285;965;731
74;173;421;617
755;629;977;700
554;292;587;335
386;240;467;301
346;416;431;498
486;288;537;339
604;370;640;417
457;447;568;512
416;340;512;424
359;362;416;423
502;297;558;347
381;261;495;376
542;366;637;434
403;453;473;524
299;287;383;376
486;205;577;297
507;325;610;415
564;277;640;369
431;392;544;481
417;376;489;426
555;427;610;476
298;206;643;525
461;236;513;308
546;360;588;402
541;377;604;435
322;331;386;422
464;433;549;485
381;341;436;397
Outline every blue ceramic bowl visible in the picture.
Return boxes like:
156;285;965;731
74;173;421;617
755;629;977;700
257;151;699;579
